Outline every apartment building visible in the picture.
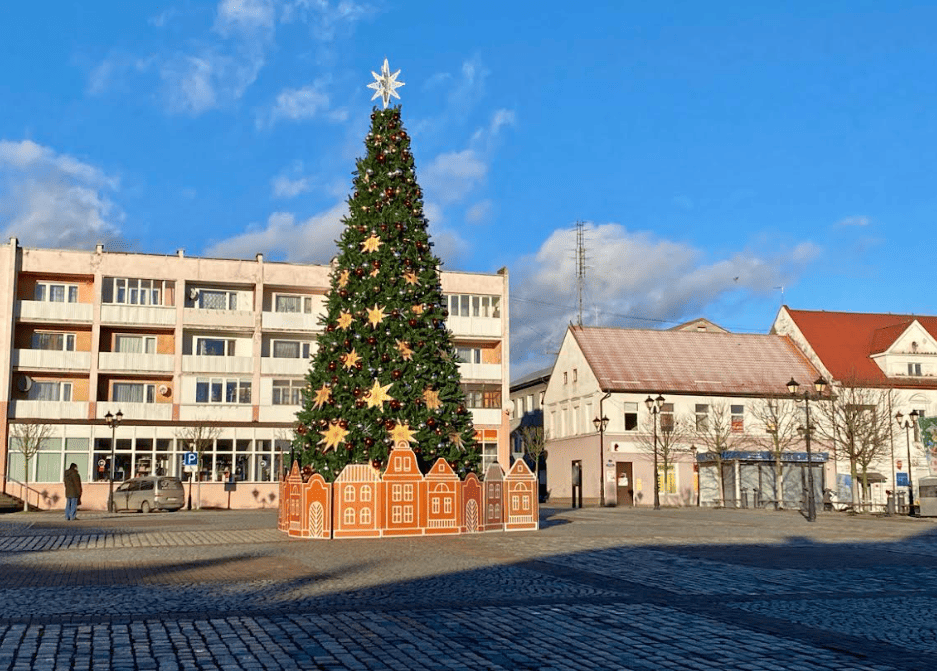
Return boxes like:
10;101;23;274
0;240;510;511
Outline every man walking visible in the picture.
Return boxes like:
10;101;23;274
64;463;82;521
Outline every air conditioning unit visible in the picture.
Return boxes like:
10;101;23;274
17;375;33;393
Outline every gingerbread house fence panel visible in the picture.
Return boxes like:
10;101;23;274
302;473;332;539
382;444;425;537
505;458;539;531
333;463;383;538
285;462;307;537
483;462;504;532
461;472;482;533
425;457;460;535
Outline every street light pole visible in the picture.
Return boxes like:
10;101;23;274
104;409;123;513
645;394;665;510
593;392;611;507
787;377;827;523
895;409;920;517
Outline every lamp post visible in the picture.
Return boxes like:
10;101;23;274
690;445;700;506
895;409;920;516
104;409;123;513
787;376;827;523
592;411;610;507
645;394;665;510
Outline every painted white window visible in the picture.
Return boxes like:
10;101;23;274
344;485;355;502
272;380;304;406
195;378;251;404
115;335;156;354
360;507;371;525
32;332;76;351
403;506;413;523
198;290;237;310
113;382;155;404
447;294;501;318
344;508;355;525
360;485;372;502
103;278;171;306
432;498;440;514
35;282;78;303
908;363;922;376
196;338;235;356
274;294;313;314
28;381;72;401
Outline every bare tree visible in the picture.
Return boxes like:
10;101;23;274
636;413;691;502
692;401;751;506
519;425;546;481
9;422;53;512
815;377;897;507
175;424;221;510
750;397;801;508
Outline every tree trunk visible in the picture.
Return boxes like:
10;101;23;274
850;458;859;506
775;456;783;510
22;458;29;512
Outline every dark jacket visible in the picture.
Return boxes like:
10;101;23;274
64;467;82;499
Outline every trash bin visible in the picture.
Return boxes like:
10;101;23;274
886;492;895;516
919;477;937;517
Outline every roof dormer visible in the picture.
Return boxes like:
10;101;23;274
869;319;937;378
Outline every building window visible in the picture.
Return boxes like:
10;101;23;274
32;332;76;351
572;369;578;382
461;384;501;409
197;290;237;310
444;498;452;514
344;485;355;502
115;334;156;354
731;404;745;432
404;484;413;501
103;278;171;306
908;363;922;376
196;338;235;356
112;382;155;404
392;505;402;523
403;506;413;523
35;282;78;303
272;379;303;406
456;347;482;364
563;372;568;385
695;404;709;431
624;402;638;431
481;441;498;471
195;378;251;404
657;465;677;494
274;294;313;314
360;485;372;502
392;484;402;502
28;381;72;401
344;508;355;525
432;498;440;514
360;508;371;525
446;294;501;318
526;393;534;412
272;340;311;359
660;403;675;433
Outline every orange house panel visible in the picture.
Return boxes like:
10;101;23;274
461;473;483;533
333;463;382;538
286;462;306;537
505;458;538;531
302;473;332;539
425;458;460;535
483;462;504;532
382;444;424;537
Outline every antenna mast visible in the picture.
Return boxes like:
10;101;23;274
576;221;586;326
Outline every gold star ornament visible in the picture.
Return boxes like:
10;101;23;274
337;311;353;330
361;234;383;253
312;384;332;410
318;422;349;452
449;433;466;451
403;272;419;285
396;340;414;361
337;270;350;288
389;422;417;446
342;348;361;370
423;387;441;410
412;303;424;315
365;380;394;409
367;304;386;328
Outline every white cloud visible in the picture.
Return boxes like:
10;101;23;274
271;162;312;198
422;150;487;204
204;203;347;263
161;56;218;115
0;140;124;249
215;0;276;36
836;215;870;227
259;81;346;127
510;223;821;373
465;200;492;225
281;0;372;40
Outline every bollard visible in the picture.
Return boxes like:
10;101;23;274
741;488;749;509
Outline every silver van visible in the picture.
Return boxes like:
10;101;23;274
111;476;185;513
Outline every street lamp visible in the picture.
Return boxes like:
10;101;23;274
645;394;665;510
895;409;920;517
592;412;609;506
787;376;827;522
104;409;123;512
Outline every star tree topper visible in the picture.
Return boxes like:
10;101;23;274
367;58;405;109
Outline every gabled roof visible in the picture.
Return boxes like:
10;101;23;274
511;366;553;391
569;325;819;396
669;317;729;333
783;308;937;386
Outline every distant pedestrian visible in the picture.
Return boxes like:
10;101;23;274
64;463;82;521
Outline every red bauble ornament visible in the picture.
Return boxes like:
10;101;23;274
377;153;386;163
371;460;381;469
367;336;376;346
385;420;396;430
339;420;348;429
408;319;417;327
391;370;402;380
328;362;336;371
427;417;437;428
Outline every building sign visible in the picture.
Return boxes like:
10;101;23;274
696;451;828;463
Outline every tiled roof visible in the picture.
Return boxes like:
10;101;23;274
570;325;819;396
784;308;937;386
511;366;553;390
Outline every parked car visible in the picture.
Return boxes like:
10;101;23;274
111;476;185;513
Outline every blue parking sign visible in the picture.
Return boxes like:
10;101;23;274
183;452;198;466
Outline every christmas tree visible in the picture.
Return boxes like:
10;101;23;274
294;60;480;480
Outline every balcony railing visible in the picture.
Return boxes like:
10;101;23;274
182;355;253;374
16;300;93;323
261;310;325;332
12;349;91;371
182;308;254;329
95;403;172;421
446;315;501;338
99;352;175;373
100;304;176;326
458;362;502;381
178;405;254;422
261;358;312;376
10;400;90;419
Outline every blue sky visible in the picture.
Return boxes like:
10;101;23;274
2;1;936;377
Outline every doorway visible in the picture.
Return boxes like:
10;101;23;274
616;462;634;506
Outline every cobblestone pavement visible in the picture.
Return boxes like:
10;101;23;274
0;507;935;670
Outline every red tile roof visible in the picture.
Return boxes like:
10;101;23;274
783;308;937;387
569;325;820;396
